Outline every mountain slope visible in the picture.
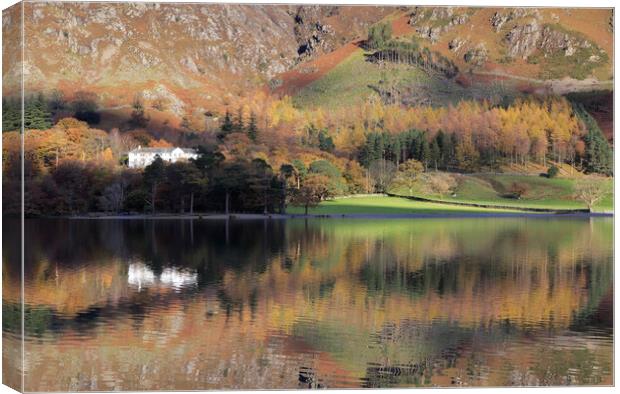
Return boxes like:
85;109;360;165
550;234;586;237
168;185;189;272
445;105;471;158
275;7;612;102
274;6;612;139
3;3;392;112
2;4;613;136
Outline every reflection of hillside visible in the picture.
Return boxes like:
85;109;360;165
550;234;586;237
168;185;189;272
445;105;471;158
2;218;613;390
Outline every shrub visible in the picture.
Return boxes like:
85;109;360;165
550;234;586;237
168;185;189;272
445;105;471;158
506;182;529;199
547;165;560;178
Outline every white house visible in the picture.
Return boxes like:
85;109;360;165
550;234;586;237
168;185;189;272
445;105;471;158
128;146;199;168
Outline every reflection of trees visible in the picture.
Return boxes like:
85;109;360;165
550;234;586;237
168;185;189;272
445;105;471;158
3;218;613;329
2;217;613;390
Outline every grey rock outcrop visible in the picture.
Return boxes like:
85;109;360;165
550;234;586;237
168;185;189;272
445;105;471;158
490;8;541;32
293;6;336;60
505;20;541;59
409;7;470;42
448;37;467;52
538;26;590;57
505;20;594;60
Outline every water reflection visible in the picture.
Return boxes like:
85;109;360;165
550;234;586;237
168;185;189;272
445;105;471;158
128;262;198;291
2;217;613;390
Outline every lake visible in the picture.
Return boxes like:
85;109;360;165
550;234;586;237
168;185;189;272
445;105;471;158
2;217;613;390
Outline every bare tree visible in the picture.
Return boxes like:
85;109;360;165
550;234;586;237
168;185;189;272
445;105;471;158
423;173;457;198
574;178;608;212
98;183;125;213
368;159;397;193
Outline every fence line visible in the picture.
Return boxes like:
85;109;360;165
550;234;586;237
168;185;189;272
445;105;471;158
385;193;590;214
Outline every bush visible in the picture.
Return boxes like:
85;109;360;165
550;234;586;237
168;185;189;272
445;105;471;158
421;173;457;198
506;182;529;199
547;165;560;178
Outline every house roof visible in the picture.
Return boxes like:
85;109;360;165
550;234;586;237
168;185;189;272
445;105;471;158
129;146;197;154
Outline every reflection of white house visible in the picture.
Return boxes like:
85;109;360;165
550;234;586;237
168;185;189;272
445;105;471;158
128;146;198;168
127;262;198;291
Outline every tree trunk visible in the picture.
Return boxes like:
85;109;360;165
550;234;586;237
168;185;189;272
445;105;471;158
305;204;309;215
190;192;194;215
225;191;230;215
151;184;157;214
280;182;287;214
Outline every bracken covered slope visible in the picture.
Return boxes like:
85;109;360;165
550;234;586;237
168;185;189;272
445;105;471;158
1;3;613;134
277;7;613;99
3;2;391;112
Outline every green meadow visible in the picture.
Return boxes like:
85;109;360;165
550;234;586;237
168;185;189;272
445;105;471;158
287;195;517;215
290;174;613;215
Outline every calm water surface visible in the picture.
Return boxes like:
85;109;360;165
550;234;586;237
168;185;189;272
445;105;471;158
2;217;613;390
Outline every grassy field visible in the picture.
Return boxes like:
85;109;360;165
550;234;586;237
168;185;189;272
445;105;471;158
391;173;613;212
291;49;497;109
287;196;519;215
292;46;521;109
292;49;427;108
288;174;613;215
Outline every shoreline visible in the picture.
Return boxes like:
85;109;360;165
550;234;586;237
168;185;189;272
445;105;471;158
65;212;614;220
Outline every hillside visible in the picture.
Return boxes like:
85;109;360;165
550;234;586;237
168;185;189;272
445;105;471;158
2;4;614;219
3;5;613;131
3;3;392;122
265;6;613;142
278;7;613;105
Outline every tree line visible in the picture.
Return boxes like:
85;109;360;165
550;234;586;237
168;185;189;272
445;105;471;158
364;22;458;78
2;88;613;216
3;139;365;216
3;90;102;133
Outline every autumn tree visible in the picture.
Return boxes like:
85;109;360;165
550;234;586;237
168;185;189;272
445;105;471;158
148;139;173;148
308;160;348;195
290;173;333;215
455;137;480;172
391;159;424;195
